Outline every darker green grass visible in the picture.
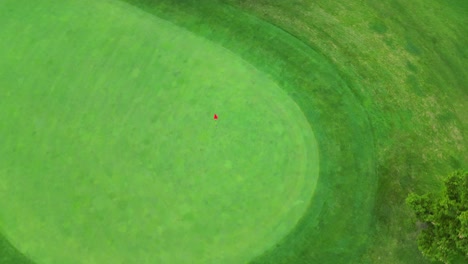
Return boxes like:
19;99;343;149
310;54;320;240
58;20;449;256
122;0;467;263
0;236;34;264
0;0;467;263
1;1;320;263
115;1;379;263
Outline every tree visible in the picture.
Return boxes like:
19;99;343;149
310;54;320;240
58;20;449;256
406;170;468;263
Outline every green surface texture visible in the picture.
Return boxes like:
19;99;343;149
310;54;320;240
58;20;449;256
0;0;467;263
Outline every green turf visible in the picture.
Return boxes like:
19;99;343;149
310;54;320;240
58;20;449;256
0;0;319;263
0;0;467;263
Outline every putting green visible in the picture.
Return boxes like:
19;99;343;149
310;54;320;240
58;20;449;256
0;0;319;263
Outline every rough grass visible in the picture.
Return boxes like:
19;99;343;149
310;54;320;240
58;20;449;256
225;1;468;263
123;0;467;263
0;0;466;263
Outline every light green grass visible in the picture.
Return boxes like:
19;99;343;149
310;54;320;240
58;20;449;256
0;0;466;263
0;0;319;263
121;0;467;263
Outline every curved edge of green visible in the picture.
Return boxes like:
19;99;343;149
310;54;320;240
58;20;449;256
0;0;380;263
120;1;379;263
0;0;323;263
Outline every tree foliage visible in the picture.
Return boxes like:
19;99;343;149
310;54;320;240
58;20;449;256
406;170;468;263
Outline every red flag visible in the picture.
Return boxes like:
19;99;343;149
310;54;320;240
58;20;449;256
214;114;218;120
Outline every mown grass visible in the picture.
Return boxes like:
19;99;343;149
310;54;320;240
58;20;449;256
223;1;468;263
0;235;34;264
0;0;321;263
0;0;466;263
123;0;467;263
121;0;384;263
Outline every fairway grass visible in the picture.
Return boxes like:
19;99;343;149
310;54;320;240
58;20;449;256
0;0;319;263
